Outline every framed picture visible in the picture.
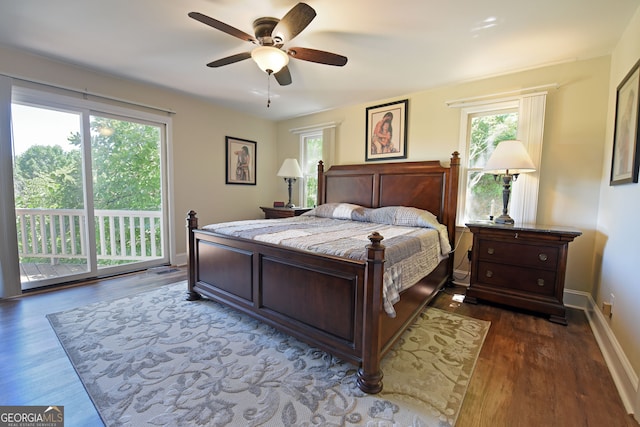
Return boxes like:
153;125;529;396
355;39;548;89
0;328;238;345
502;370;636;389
611;59;640;185
225;136;256;185
365;99;408;161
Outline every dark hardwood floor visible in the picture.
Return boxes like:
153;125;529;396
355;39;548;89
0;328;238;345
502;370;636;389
0;272;636;426
433;284;638;427
0;268;188;427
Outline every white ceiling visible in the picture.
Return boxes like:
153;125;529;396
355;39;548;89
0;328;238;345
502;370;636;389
0;0;638;120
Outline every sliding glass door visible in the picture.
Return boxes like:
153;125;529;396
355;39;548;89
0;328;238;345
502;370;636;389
11;100;169;290
89;114;166;272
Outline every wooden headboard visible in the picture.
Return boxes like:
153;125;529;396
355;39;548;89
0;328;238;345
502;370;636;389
317;152;460;246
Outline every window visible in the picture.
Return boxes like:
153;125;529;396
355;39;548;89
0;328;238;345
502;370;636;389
455;93;547;226
300;131;323;208
291;122;337;208
464;107;519;221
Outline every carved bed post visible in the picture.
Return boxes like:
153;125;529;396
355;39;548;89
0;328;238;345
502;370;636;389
186;210;201;301
357;231;385;394
317;160;325;206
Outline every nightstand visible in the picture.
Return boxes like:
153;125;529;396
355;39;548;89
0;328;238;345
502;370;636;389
465;221;581;325
260;206;312;219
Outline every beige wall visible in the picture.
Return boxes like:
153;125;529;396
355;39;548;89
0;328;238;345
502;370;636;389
0;44;279;260
597;6;640;385
276;57;611;295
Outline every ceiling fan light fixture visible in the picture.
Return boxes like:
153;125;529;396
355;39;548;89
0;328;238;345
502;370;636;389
251;46;289;74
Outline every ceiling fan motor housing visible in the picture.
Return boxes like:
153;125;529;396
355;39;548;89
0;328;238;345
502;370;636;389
253;17;280;45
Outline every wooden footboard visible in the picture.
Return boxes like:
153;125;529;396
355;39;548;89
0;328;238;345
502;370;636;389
186;211;450;394
186;211;391;392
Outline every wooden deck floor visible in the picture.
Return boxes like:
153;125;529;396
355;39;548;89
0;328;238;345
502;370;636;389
20;262;88;283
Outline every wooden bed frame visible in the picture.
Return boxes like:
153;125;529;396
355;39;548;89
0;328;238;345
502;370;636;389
186;152;460;393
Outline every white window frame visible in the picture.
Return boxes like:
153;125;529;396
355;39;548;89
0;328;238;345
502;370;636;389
299;130;323;208
455;92;547;227
290;122;337;207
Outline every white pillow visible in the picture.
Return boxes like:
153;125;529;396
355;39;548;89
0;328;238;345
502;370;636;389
306;203;369;220
367;206;439;228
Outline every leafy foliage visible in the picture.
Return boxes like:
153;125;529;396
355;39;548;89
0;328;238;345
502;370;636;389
14;115;163;265
465;112;518;220
303;135;322;208
13;144;83;209
14;116;161;211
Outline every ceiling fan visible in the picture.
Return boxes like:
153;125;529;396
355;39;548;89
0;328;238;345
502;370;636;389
188;2;348;86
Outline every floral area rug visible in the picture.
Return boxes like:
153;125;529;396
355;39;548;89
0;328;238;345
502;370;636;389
47;281;489;426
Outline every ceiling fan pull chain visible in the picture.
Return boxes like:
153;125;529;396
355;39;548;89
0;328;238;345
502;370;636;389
267;72;271;108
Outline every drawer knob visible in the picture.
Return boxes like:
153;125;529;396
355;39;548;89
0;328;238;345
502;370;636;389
487;247;495;255
537;278;545;286
538;253;548;261
485;270;493;278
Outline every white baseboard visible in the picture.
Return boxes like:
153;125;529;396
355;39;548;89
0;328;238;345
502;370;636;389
452;269;470;287
175;252;187;267
564;289;638;415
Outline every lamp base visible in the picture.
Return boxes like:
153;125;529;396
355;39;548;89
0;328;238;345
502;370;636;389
284;177;297;209
494;214;514;225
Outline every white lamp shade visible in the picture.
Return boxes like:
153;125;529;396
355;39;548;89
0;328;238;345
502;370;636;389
484;140;536;174
277;158;303;178
251;46;289;74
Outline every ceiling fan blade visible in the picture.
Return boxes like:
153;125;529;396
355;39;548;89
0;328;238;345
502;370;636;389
287;47;348;66
274;66;292;86
272;3;316;43
206;52;252;68
188;12;256;43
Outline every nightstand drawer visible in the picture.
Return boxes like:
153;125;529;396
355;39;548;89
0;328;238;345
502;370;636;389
477;238;559;270
477;261;556;296
266;209;295;218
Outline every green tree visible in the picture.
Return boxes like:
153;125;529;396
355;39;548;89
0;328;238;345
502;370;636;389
13;144;82;209
466;113;518;219
65;116;162;211
15;116;161;212
14;116;163;263
304;136;322;207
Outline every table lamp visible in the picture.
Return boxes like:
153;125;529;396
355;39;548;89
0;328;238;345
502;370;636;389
277;158;303;208
484;140;536;224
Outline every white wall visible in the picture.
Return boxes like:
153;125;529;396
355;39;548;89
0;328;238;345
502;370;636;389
597;5;640;411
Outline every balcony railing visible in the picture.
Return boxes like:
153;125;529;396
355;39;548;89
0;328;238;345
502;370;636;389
16;208;164;264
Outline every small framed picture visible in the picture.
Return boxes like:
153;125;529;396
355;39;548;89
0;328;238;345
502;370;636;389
365;99;408;161
225;136;256;185
610;59;640;185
